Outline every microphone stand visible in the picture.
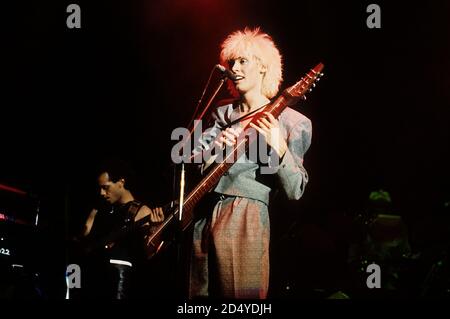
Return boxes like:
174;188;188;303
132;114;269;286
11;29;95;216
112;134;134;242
173;70;227;297
183;77;227;161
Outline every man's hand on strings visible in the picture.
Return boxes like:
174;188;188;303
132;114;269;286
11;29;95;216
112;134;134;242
250;112;288;157
214;127;242;148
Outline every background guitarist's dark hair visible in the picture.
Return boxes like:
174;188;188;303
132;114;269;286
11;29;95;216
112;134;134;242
96;158;137;192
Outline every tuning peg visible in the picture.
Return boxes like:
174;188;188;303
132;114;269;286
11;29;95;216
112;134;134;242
312;83;316;87
309;88;313;92
302;95;307;100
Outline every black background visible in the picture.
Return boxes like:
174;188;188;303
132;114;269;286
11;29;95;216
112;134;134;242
2;0;450;298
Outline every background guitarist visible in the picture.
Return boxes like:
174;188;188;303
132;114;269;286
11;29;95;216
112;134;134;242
189;27;313;299
80;159;164;299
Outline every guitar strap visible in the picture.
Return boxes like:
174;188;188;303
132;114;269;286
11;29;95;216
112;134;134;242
125;200;144;226
219;103;268;130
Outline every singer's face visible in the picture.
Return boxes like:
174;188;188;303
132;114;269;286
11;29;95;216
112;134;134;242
229;55;265;96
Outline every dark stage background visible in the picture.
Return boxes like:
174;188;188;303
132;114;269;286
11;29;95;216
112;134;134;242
2;0;450;299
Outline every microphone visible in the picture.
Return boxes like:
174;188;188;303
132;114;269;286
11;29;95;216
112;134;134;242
215;64;238;81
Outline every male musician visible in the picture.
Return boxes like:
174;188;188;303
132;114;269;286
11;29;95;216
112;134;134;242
80;159;164;299
189;27;313;299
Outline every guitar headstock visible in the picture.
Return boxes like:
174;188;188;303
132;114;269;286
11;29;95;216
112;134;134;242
284;62;324;102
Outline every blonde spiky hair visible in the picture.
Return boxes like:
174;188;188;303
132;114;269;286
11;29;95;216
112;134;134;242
219;27;283;99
